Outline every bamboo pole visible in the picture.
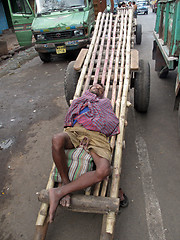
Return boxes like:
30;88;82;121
93;13;119;197
83;13;106;93
74;12;102;99
33;217;49;240
101;13;113;85
100;11;124;198
106;9;134;235
93;13;109;84
100;10;125;197
93;182;101;196
111;11;124;110
115;11;128;118
35;163;55;226
100;10;127;198
104;12;120;98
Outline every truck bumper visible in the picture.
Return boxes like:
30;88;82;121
35;39;89;54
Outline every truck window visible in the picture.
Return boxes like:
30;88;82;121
9;0;32;14
36;0;87;14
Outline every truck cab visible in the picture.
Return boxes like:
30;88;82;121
8;0;95;62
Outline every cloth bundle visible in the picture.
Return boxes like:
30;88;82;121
52;147;93;183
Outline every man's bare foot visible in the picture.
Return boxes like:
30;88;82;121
60;194;71;207
49;187;63;223
58;182;71;207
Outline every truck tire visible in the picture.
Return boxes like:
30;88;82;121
134;59;150;113
158;67;169;78
38;53;51;63
136;24;142;45
64;61;80;106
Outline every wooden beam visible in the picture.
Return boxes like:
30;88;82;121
74;48;88;71
130;49;139;70
37;190;120;214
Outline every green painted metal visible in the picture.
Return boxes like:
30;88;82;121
155;0;180;56
8;0;95;51
178;57;180;81
7;0;35;46
32;11;88;32
154;0;180;95
163;2;169;44
155;3;161;33
170;0;180;56
31;0;95;52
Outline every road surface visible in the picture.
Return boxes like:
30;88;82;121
0;8;179;240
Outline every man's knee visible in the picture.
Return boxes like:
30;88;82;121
52;133;65;151
96;160;111;181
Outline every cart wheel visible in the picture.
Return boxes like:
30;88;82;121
64;61;80;106
136;24;142;45
158;66;169;78
134;59;150;113
38;53;51;63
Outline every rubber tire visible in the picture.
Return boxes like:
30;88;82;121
38;52;51;63
64;61;79;106
134;59;150;113
136;24;142;45
158;67;169;78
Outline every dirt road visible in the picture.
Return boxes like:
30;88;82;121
0;55;71;239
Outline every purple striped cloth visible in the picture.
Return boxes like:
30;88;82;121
64;90;120;137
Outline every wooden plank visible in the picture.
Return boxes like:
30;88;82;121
130;49;139;70
74;48;88;71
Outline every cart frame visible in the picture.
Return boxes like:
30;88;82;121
34;8;150;240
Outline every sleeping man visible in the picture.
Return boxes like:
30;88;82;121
49;83;124;223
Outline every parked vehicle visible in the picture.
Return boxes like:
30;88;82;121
137;2;148;14
152;0;180;135
7;0;96;62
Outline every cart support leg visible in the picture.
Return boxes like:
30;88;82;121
100;214;114;240
33;217;49;240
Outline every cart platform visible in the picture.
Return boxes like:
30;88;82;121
34;9;150;240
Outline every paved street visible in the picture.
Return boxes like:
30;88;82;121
0;8;180;240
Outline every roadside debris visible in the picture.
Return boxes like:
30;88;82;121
0;138;15;150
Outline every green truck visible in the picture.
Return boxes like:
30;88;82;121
152;0;180;133
7;0;95;62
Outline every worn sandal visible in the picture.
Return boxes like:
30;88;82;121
120;193;129;208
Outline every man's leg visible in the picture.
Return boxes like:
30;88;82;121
49;151;111;223
52;132;74;206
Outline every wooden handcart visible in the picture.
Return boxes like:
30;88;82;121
34;8;150;240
